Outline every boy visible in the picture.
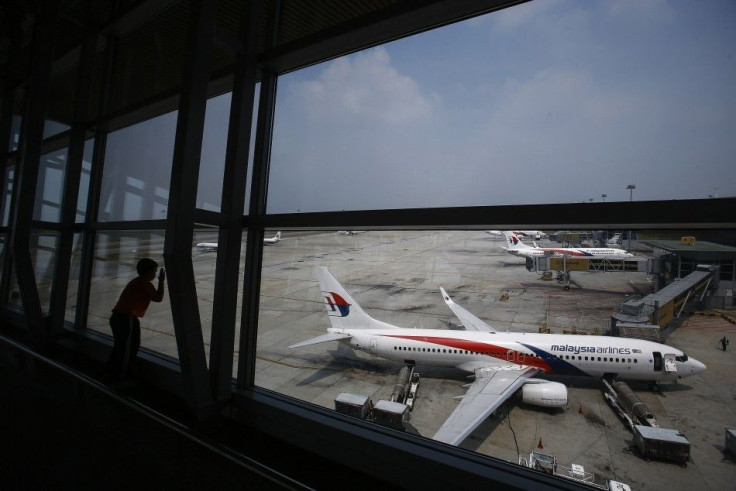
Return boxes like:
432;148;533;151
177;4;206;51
106;258;166;385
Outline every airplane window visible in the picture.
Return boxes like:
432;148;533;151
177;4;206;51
634;359;637;363
615;358;619;362
585;357;588;361
578;356;582;360
597;357;601;361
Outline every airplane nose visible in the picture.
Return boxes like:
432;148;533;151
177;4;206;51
689;359;706;374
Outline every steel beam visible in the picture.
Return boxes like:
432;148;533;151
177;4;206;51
49;17;98;334
163;0;216;412
209;0;264;402
11;2;59;342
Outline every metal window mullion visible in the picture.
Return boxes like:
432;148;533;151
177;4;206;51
0;19;22;307
49;22;98;334
75;131;106;330
209;0;264;402
237;70;277;390
11;2;60;340
163;0;217;412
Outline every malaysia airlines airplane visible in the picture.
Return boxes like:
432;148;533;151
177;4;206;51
502;231;633;260
196;232;281;251
289;267;705;446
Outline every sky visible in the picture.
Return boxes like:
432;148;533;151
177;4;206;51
266;0;736;213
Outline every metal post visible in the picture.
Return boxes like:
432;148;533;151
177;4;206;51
11;2;60;343
49;17;98;335
209;0;264;402
163;0;217;413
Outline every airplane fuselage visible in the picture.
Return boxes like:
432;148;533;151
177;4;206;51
508;247;633;260
334;328;702;382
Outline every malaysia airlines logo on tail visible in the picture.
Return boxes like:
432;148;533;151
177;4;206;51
324;291;351;317
510;235;520;245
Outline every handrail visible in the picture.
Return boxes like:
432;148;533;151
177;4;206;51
0;333;312;491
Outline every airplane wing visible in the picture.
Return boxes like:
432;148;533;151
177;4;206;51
439;287;496;333
288;332;351;348
432;366;538;446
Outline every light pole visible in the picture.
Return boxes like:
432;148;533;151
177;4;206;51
626;185;636;251
626;184;636;201
601;194;607;202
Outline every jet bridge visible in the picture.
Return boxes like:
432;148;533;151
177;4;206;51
612;266;715;331
529;256;648;290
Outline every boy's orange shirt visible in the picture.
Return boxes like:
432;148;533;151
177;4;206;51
112;276;164;318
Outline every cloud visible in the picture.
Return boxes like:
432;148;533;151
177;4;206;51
288;47;433;126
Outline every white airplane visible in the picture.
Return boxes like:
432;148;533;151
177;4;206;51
489;230;547;240
501;231;633;260
290;267;706;446
196;231;281;251
263;231;282;245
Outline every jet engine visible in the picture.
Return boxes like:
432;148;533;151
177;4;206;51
521;381;567;407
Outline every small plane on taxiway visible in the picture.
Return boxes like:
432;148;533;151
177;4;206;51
196;231;281;251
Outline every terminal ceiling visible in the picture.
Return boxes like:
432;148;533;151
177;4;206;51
0;0;525;133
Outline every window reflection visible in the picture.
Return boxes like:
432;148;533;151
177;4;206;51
99;113;176;221
87;231;176;358
268;1;736;213
33;148;67;222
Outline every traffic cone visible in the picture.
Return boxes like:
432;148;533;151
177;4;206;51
537;438;543;450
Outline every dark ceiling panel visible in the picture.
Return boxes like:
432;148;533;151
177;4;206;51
1;0;526;131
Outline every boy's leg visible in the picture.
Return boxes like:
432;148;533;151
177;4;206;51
107;314;132;383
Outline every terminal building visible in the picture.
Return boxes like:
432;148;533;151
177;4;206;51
1;1;735;489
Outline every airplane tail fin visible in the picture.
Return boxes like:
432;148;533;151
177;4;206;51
275;231;281;242
316;267;395;330
501;231;531;250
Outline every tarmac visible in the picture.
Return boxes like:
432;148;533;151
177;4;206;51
90;230;736;490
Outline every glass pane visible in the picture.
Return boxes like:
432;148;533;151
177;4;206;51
76;138;95;223
196;85;259;215
99;112;176;221
253;228;734;479
197;93;230;213
0;233;5;282
33;148;68;222
9;115;21;152
31;230;58;315
2;164;13;227
268;1;736;213
43;120;70;139
193;227;250;373
65;232;84;324
87;231;176;358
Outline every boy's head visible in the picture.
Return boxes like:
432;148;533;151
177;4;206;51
136;258;159;277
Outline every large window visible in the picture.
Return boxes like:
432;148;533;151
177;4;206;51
269;1;736;213
99;113;176;222
87;231;175;357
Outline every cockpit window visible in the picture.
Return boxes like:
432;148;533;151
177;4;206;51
675;354;689;362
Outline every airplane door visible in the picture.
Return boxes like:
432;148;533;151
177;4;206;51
653;352;662;372
370;338;377;355
664;353;677;373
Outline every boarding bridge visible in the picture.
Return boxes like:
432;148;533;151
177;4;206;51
612;266;715;331
529;256;648;290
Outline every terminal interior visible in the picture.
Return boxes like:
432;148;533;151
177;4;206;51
1;1;735;490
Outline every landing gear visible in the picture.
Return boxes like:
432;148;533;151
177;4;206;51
556;271;571;290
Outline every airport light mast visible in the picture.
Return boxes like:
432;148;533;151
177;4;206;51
626;184;636;201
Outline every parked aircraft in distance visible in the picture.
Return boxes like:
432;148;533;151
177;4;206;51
263;231;282;245
607;233;622;246
289;267;705;446
501;232;633;260
196;231;281;251
488;230;547;240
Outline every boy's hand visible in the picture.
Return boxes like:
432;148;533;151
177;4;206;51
159;268;166;282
